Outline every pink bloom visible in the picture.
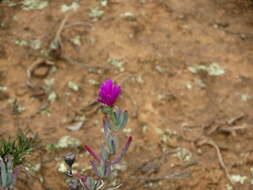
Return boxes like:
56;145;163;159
97;79;121;107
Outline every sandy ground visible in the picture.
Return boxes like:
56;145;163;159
0;0;253;189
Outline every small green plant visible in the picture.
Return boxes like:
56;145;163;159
0;131;37;189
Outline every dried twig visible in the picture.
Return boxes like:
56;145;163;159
180;160;198;169
64;21;92;29
96;180;104;190
227;113;245;126
48;13;70;59
106;184;122;190
223;29;253;40
26;59;54;88
197;138;233;184
220;125;251;132
134;171;192;182
52;13;70;48
127;171;191;190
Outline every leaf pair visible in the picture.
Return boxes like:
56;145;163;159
103;108;128;132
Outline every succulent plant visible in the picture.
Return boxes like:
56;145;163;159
64;79;132;190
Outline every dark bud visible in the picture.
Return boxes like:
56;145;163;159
64;153;76;168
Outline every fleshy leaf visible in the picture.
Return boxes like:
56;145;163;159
112;109;128;131
103;117;111;136
86;176;96;190
111;136;132;164
90;160;99;177
97;165;106;178
106;134;118;155
84;145;101;162
104;161;111;178
118;111;128;130
0;157;7;187
6;156;14;187
100;146;109;161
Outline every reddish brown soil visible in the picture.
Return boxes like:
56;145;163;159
1;0;253;189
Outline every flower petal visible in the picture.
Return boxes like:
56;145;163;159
97;80;121;107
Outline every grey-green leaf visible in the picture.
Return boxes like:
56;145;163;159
107;134;118;155
100;146;109;161
0;158;7;187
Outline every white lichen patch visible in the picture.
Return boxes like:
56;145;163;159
0;86;7;91
61;2;80;12
89;8;104;19
250;168;253;176
174;147;192;161
112;162;127;171
100;0;108;7
230;174;247;184
25;163;41;173
14;39;42;50
136;75;144;83
185;82;192;89
123;128;132;134
29;40;42;50
80;165;92;173
58;162;79;173
121;12;134;17
161;134;171;143
22;0;48;11
185;79;206;89
250;168;253;185
57;161;68;173
155;127;164;135
55;136;81;149
142;125;148;133
155;65;164;73
67;81;79;91
121;12;135;21
3;0;17;7
107;58;125;72
164;129;177;135
139;0;146;4
156;128;177;146
48;92;57;103
157;94;166;101
14;40;29;46
70;35;81;46
188;63;225;76
241;94;251;102
32;163;41;172
43;78;55;93
88;79;99;85
44;78;55;87
193;78;206;88
9;98;26;113
226;184;233;190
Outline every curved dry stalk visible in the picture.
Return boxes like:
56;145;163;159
197;138;233;185
106;184;122;190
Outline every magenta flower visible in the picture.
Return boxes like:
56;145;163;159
97;79;121;107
